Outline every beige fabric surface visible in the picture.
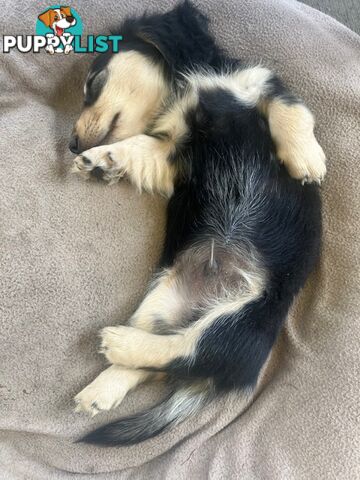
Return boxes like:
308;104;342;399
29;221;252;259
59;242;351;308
0;0;359;478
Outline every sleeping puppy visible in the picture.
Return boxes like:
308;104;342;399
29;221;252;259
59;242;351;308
70;1;325;446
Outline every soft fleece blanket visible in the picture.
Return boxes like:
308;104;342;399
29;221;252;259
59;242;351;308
1;0;359;478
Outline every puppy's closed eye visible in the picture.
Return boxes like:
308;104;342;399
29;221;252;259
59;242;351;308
84;69;108;106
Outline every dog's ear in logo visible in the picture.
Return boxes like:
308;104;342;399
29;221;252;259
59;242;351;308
60;6;72;17
38;8;56;28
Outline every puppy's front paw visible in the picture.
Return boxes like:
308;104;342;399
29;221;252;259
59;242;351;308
74;366;130;416
278;136;326;184
72;146;125;184
99;326;144;368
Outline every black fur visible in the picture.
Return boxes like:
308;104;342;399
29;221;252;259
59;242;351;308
111;1;226;79
79;1;321;445
162;85;321;389
265;75;301;105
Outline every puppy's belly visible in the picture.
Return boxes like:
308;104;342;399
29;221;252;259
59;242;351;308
173;239;265;317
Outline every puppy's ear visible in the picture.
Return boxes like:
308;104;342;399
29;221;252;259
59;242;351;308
137;30;169;64
60;6;72;17
38;9;55;27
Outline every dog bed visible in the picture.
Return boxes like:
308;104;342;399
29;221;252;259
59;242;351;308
0;0;359;478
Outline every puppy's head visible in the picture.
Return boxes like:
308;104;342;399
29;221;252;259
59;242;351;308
38;7;76;35
69;44;169;154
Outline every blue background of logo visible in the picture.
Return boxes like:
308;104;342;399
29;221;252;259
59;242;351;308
35;5;83;37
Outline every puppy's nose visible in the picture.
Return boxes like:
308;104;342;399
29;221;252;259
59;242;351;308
69;135;80;154
66;16;75;23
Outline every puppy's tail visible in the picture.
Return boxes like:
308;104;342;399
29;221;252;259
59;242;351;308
79;379;215;446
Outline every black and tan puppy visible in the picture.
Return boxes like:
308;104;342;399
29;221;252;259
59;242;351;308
70;1;325;445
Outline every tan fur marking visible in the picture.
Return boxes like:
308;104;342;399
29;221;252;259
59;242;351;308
151;89;198;142
187;65;272;105
129;269;186;331
267;99;326;182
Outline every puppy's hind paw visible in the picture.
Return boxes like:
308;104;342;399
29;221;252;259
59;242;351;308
74;367;130;416
278;135;327;185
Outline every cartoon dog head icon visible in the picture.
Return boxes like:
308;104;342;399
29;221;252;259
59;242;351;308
38;6;76;36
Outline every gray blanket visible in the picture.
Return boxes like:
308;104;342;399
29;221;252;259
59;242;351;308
1;0;359;478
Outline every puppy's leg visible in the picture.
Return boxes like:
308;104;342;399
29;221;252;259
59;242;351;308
74;366;158;416
75;268;186;415
98;266;190;369
229;66;326;182
128;268;187;333
100;290;286;394
72;135;176;197
72;90;197;196
263;92;326;183
99;291;262;370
